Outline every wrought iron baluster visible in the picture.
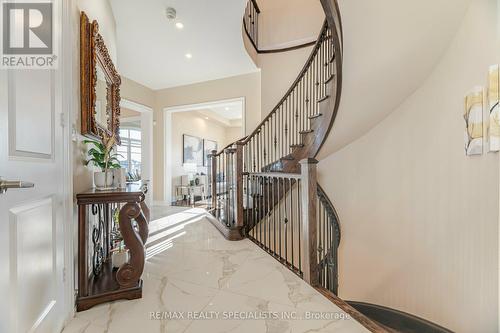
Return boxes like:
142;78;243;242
91;204;105;276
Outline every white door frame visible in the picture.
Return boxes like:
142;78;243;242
163;97;246;205
61;0;76;325
120;99;154;206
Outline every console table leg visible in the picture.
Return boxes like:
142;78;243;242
140;201;150;224
116;203;145;288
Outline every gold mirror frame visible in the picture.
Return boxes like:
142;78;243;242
80;11;121;144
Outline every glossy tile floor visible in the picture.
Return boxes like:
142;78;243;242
62;206;368;333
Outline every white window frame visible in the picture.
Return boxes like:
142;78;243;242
118;127;142;174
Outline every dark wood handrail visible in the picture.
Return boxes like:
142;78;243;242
256;40;317;54
213;18;329;157
244;0;260;50
243;17;259;51
315;0;344;156
250;0;260;13
243;17;317;54
211;136;247;157
317;183;341;244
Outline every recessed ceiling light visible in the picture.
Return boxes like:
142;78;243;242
205;117;209;120
175;22;184;29
225;107;229;111
185;53;192;59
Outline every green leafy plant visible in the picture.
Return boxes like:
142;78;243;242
83;134;122;172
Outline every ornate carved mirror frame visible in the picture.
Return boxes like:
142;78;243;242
80;11;121;143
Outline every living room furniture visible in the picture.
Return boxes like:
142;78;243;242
76;182;149;311
176;184;206;205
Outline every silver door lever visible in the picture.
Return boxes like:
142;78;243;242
0;177;35;194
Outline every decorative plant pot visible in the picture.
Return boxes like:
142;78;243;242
111;249;129;268
113;168;127;189
94;171;114;189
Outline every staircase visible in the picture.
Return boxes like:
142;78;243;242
205;2;457;333
208;0;343;297
203;0;393;327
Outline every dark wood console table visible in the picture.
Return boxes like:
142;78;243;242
76;182;150;311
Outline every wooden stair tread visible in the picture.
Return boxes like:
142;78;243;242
290;144;305;148
300;129;314;134
308;113;323;119
325;74;335;84
329;53;336;63
317;95;330;103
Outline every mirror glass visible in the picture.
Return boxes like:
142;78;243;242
95;62;111;128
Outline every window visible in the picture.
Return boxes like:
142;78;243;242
117;127;141;177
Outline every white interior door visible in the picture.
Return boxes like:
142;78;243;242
0;69;65;332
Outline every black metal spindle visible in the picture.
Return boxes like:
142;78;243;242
290;179;294;268
297;181;302;273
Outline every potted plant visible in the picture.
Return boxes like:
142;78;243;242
84;134;122;190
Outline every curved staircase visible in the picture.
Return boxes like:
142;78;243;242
204;2;458;332
207;1;385;332
208;0;343;290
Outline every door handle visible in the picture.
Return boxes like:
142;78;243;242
0;177;35;194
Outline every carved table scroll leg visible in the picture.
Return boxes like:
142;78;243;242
140;201;150;224
135;210;149;245
116;202;145;288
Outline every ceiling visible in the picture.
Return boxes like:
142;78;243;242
109;0;258;90
195;100;243;127
204;101;243;120
318;0;472;158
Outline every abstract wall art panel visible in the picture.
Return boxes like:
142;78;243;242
464;87;484;156
489;65;500;152
183;134;204;166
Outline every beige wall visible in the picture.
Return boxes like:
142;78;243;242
318;1;499;331
260;47;313;116
170;112;237;199
121;107;140;118
153;72;261;200
121;77;155;108
225;126;243;144
258;0;324;49
252;0;324;117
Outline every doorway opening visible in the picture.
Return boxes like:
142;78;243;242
163;97;245;206
119;99;154;205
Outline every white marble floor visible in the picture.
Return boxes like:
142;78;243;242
62;208;368;333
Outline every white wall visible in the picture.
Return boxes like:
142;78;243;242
77;0;117;62
318;1;499;331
